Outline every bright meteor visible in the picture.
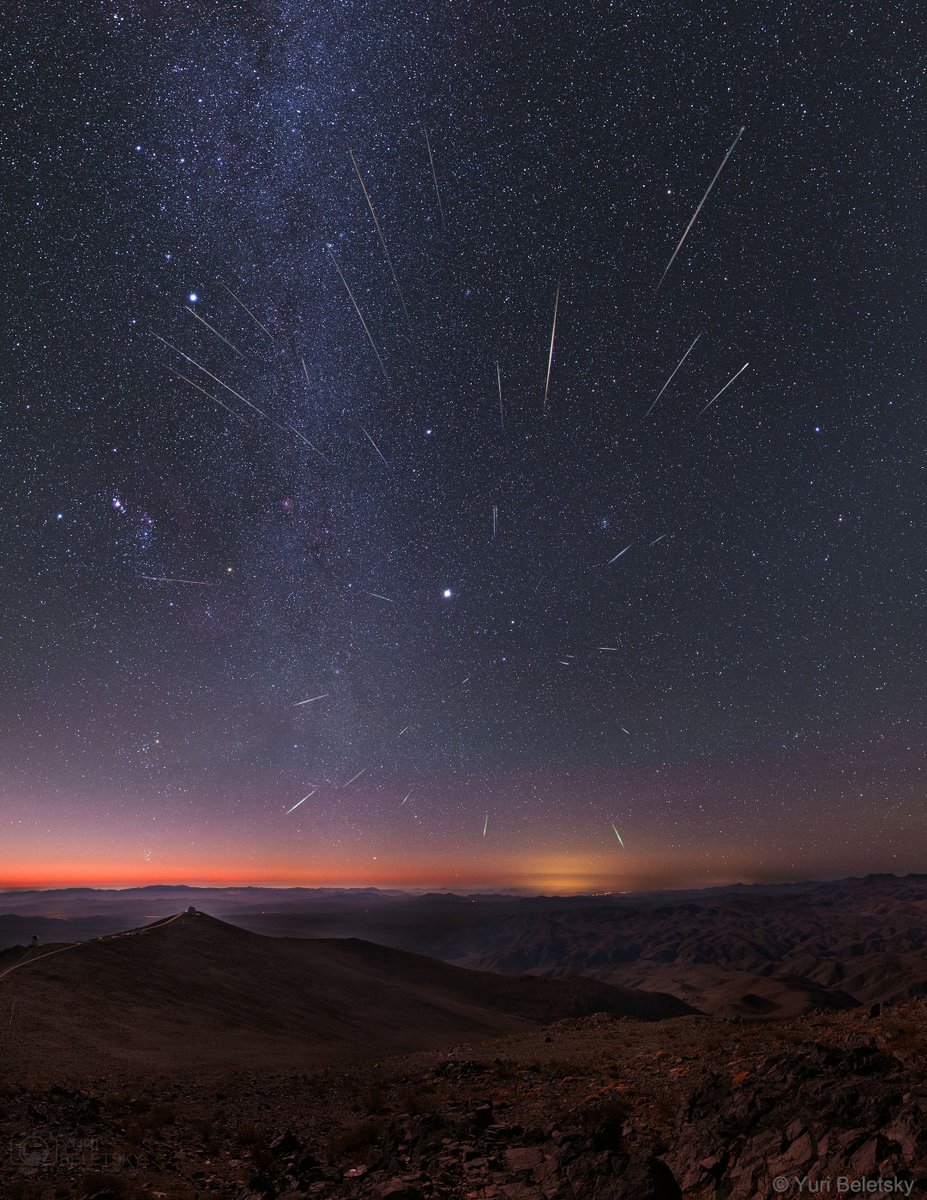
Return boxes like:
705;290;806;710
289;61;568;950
286;789;316;815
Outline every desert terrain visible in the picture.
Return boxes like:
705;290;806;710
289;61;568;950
3;880;927;1198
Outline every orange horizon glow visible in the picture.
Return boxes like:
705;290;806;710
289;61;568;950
0;850;759;894
0;829;786;894
0;853;866;896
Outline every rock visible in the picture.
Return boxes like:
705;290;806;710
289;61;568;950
505;1146;544;1173
377;1183;425;1200
472;1101;494;1131
849;1135;880;1174
500;1183;543;1200
886;1106;927;1160
271;1131;303;1157
533;1153;562;1185
768;1130;814;1174
591;1156;681;1200
245;1171;277;1200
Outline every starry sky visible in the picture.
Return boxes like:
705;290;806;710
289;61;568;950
2;2;925;893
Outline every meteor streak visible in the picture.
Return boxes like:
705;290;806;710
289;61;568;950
643;334;701;418
482;812;488;837
422;125;445;230
284;423;332;466
168;370;249;425
342;768;367;788
349;149;411;328
153;334;285;434
163;345;324;459
294;694;328;706
327;249;393;390
655;126;745;293
220;283;277;342
496;360;504;427
607;543;632;565
362;426;390;467
286;789;316;815
611;822;625;848
543;281;560;415
140;575;217;586
698;361;750;416
185;304;243;357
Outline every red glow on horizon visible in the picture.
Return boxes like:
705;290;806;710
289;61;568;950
0;848;780;896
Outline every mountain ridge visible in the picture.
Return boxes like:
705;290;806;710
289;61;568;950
0;908;694;1072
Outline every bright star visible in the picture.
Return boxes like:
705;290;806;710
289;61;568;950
443;588;453;599
188;292;198;304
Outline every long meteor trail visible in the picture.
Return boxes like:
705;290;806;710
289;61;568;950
611;822;626;848
349;149;411;329
285;422;333;466
326;249;393;390
293;694;328;706
543;281;561;415
153;334;285;434
161;343;325;459
655;126;745;293
140;575;218;586
362;426;390;467
286;789;316;815
607;543;632;565
698;361;750;416
422;126;445;230
644;334;701;418
169;370;249;425
185;305;243;357
220;283;277;342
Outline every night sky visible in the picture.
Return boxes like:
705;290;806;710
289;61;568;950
2;3;925;892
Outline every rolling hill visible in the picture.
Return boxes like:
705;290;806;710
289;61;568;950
0;909;693;1071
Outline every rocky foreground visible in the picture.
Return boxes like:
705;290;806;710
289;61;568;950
3;1001;927;1199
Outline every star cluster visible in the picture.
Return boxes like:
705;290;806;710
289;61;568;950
1;2;924;891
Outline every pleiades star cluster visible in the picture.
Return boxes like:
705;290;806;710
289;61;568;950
1;2;924;891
